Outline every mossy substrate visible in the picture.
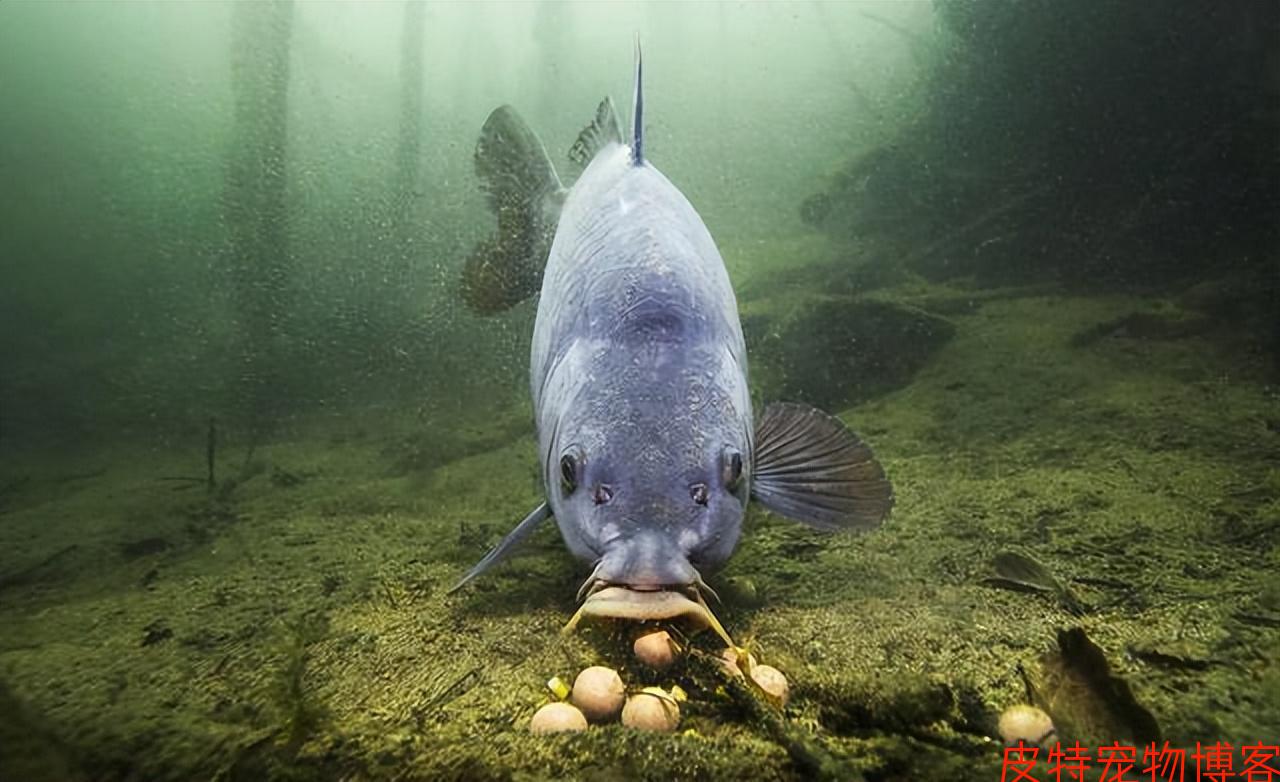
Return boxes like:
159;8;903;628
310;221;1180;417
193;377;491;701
1;237;1276;781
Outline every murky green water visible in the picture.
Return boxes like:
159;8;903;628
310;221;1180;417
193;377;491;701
1;2;1276;780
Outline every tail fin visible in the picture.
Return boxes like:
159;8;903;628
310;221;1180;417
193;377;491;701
631;37;644;166
460;106;566;314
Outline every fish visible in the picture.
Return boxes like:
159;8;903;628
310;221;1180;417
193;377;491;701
452;45;894;642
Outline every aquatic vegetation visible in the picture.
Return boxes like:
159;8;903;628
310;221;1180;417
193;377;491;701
268;612;333;750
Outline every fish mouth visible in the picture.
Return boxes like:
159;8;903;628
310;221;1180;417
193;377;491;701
563;577;736;648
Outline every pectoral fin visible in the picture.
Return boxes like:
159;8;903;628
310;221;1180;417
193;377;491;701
448;502;553;593
751;403;893;531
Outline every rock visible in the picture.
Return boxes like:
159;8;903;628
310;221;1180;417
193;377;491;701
744;297;954;411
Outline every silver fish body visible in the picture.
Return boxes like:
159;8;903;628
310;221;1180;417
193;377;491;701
452;53;893;621
533;142;752;589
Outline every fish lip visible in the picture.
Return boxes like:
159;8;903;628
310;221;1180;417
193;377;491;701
565;567;736;647
575;585;708;623
562;582;737;648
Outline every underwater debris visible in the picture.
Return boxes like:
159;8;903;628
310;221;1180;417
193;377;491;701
205;417;216;491
1126;644;1216;672
270;465;304;488
319;573;343;597
1231;611;1280;629
1022;628;1160;747
270;613;332;748
412;666;480;728
158;475;206;491
983;550;1086;616
157;419;220;493
0;680;87;781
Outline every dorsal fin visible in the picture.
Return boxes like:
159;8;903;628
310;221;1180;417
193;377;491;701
631;37;644;166
568;96;622;168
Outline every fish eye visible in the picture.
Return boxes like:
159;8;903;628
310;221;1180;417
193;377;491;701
722;448;743;491
560;451;581;494
690;482;709;506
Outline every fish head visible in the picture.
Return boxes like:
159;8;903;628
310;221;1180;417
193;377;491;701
547;344;752;605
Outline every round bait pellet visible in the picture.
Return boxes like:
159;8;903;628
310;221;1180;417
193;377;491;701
998;704;1056;747
633;629;679;669
529;702;588;734
621;691;680;732
570;666;626;723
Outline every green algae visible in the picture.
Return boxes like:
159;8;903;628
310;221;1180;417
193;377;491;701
0;236;1277;781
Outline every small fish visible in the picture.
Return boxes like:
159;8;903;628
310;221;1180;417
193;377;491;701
452;45;893;641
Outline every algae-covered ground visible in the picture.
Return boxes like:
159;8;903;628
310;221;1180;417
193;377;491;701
1;237;1277;781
